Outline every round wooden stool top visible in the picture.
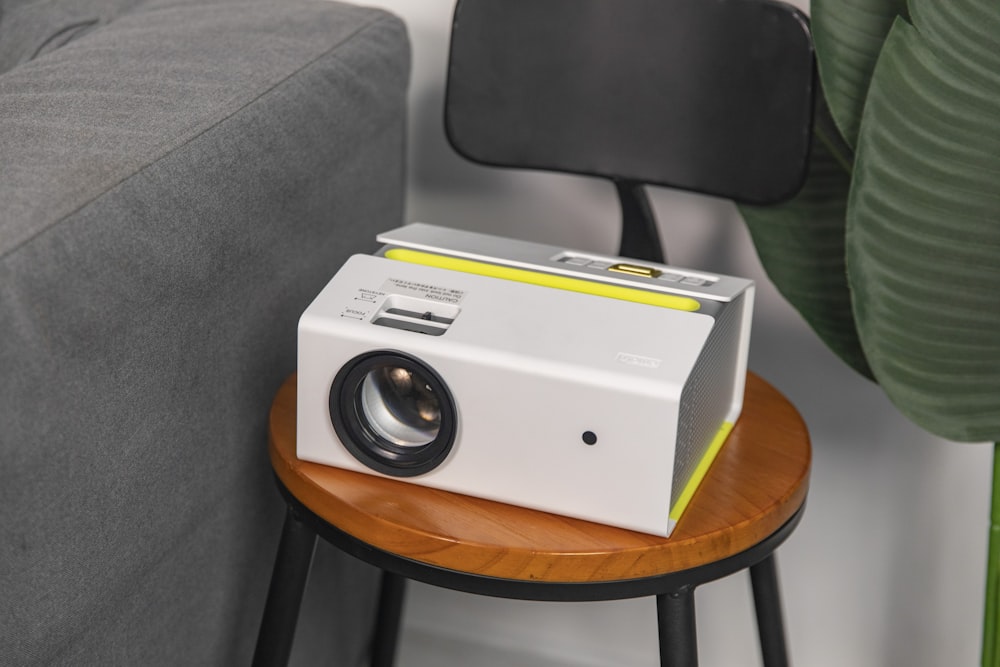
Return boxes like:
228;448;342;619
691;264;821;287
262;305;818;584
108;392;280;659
269;372;810;584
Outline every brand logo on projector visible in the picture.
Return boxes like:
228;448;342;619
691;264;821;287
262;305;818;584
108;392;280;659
616;352;662;369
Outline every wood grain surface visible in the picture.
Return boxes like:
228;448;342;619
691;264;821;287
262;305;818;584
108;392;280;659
269;372;810;583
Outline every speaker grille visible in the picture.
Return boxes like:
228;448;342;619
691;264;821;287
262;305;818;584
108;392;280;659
671;297;742;509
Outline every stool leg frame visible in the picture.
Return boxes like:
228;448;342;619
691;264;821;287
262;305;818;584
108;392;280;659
750;554;789;667
264;482;804;666
657;587;698;667
371;572;407;667
252;506;318;667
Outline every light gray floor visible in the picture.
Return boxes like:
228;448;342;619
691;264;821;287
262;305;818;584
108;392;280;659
399;627;588;667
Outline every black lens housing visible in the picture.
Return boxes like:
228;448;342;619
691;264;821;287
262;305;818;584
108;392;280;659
329;350;457;477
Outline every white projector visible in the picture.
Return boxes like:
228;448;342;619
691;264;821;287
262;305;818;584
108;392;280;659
297;223;754;536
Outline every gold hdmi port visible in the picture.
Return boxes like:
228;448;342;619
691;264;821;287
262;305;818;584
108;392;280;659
608;263;662;278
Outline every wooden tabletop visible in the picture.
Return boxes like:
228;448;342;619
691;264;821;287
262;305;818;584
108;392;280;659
269;372;810;584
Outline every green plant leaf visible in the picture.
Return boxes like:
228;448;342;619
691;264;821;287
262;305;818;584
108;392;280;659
739;95;873;379
846;1;1000;441
812;0;909;149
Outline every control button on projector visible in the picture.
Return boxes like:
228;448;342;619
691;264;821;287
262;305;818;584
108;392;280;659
681;276;707;286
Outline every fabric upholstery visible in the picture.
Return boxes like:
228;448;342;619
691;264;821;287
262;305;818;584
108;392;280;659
0;0;146;74
0;1;409;663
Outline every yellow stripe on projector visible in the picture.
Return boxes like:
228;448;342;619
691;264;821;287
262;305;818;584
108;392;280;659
669;421;735;523
384;248;701;312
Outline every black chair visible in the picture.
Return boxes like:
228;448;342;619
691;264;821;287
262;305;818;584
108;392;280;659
444;0;814;262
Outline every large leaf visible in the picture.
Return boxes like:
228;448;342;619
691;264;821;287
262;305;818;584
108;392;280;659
846;0;1000;441
812;0;909;149
739;96;873;379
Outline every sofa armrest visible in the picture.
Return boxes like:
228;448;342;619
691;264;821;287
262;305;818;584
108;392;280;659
0;1;409;663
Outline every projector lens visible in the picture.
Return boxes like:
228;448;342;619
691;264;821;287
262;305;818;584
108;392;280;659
330;351;456;477
360;365;441;447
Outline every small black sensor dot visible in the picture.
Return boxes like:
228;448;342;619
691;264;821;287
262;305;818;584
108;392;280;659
582;431;597;445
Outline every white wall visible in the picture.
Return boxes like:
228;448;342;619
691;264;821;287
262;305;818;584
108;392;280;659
354;1;993;664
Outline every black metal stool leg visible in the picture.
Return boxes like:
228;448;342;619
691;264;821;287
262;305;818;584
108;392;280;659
252;506;318;667
657;587;698;667
370;571;407;667
750;554;789;667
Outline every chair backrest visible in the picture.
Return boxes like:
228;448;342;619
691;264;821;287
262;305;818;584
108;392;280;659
444;0;815;259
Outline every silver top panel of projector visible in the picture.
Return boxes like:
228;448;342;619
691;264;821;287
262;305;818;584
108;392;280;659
377;223;752;303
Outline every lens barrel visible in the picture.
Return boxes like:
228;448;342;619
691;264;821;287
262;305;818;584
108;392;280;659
329;351;456;476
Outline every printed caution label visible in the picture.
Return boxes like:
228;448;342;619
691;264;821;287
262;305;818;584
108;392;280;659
381;278;466;305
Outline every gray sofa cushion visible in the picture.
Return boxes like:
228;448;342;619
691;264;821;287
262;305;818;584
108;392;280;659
0;0;146;73
0;0;409;664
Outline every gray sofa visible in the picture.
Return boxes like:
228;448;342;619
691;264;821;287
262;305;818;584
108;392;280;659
0;0;409;663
